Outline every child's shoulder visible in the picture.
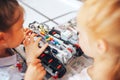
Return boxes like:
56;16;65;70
68;66;92;80
0;49;26;80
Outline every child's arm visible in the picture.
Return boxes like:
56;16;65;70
23;29;48;80
24;59;46;80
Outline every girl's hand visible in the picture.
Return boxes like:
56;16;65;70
24;28;33;36
24;59;46;80
23;29;48;64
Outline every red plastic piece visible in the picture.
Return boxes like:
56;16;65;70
48;59;53;63
57;65;62;69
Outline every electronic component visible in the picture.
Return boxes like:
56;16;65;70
39;46;66;78
28;19;83;79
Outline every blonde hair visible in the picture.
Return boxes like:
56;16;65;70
77;1;120;79
77;0;120;47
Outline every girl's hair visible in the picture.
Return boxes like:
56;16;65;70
77;0;120;79
78;0;120;47
0;0;22;32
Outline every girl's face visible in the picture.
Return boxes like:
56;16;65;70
4;9;25;48
77;26;94;57
77;19;97;58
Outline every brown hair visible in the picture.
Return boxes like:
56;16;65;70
0;0;22;32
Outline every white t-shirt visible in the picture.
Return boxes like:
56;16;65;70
0;54;25;80
68;67;92;80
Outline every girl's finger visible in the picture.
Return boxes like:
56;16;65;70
35;37;42;45
23;36;30;46
38;43;48;55
36;64;44;70
32;59;41;65
29;33;36;43
25;28;33;35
